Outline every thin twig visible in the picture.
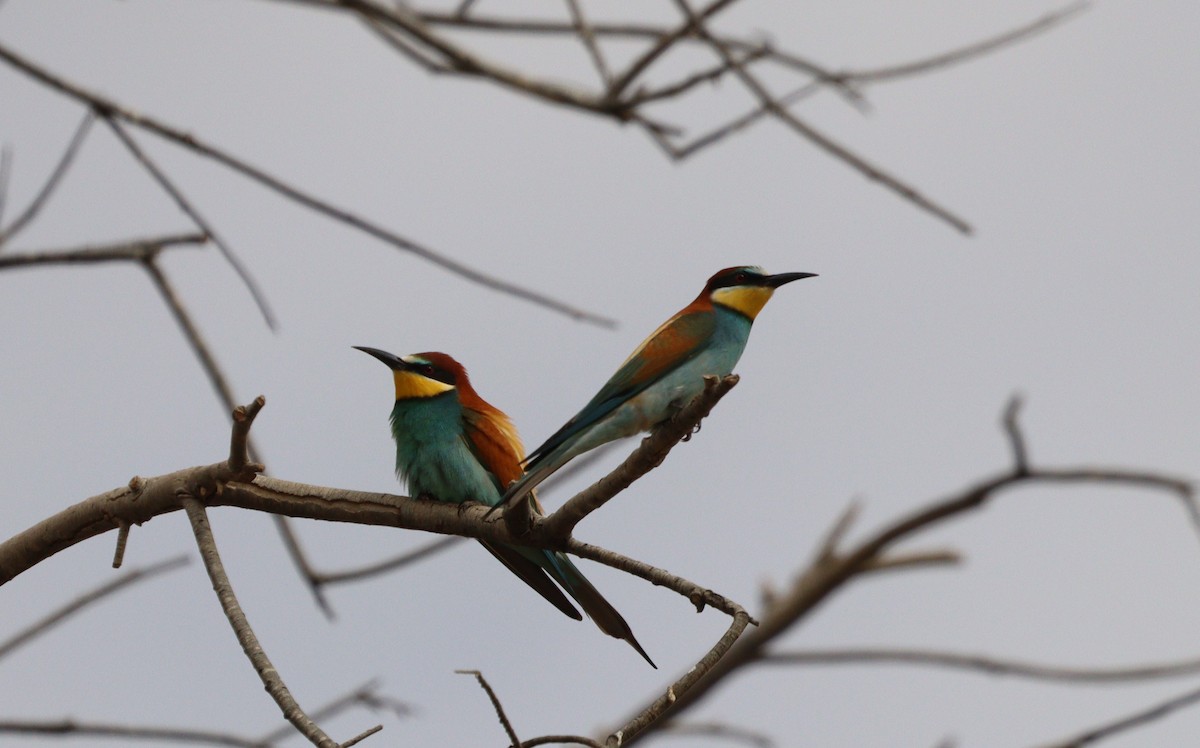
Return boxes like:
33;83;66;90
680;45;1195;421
0;110;93;246
456;670;522;747
0;144;12;231
140;258;239;415
340;725;384;747
0;41;613;326
605;0;740;99
658;721;774;747
1003;393;1030;474
674;0;972;234
0;233;208;269
564;0;611;86
181;496;340;748
308;536;464;586
522;736;604;748
651;79;823;160
0;556;188;661
762;648;1200;684
256;678;409;743
104;116;278;331
0;719;271;747
812;500;860;563
841;2;1091;85
112;520;131;568
1035;682;1200;748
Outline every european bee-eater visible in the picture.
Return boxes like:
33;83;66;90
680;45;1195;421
501;266;816;508
355;346;654;667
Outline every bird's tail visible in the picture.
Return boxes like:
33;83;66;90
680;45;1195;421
487;463;553;517
544;551;656;669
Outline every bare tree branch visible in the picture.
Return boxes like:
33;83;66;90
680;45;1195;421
564;0;611;86
0;555;188;661
141;257;242;419
521;736;604;748
180;495;357;748
839;2;1090;86
0;144;11;229
673;0;972;234
657;721;774;747
0;233;208;269
0;40;613;326
0;110;93;246
607;399;1195;745
0;719;271;747
457;670;522;747
306;537;464;587
1035;682;1200;748
103;116;278;331
763;648;1200;684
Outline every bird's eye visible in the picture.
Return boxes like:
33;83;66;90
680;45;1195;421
421;364;435;376
734;271;748;284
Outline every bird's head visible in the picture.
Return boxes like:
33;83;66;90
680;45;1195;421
704;266;817;320
354;347;470;401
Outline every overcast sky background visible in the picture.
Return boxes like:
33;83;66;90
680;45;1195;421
2;1;1199;746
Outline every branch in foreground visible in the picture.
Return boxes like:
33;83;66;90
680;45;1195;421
0;394;757;745
457;670;522;747
181;496;366;748
0;40;612;326
0;555;188;661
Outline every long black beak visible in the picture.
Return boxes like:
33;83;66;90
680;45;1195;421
766;272;818;288
354;345;405;370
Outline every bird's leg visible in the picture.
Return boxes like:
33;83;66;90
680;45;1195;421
457;498;482;517
662;396;703;441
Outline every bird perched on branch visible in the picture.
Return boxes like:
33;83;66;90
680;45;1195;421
499;266;816;509
355;347;654;667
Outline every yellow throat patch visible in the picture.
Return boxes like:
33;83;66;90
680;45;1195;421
711;286;774;320
393;369;455;400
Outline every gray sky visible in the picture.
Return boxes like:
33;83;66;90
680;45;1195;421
2;1;1199;746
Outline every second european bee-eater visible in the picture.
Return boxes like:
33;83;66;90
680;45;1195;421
501;266;816;508
355;346;654;667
